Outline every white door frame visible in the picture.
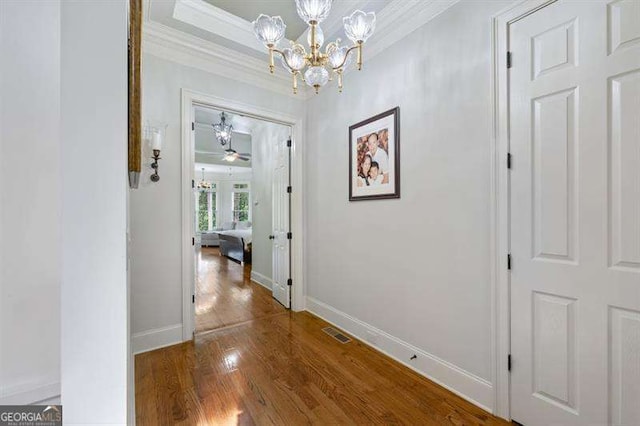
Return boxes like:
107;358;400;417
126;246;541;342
180;88;305;340
491;0;557;420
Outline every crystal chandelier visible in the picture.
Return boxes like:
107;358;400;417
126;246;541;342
197;168;212;190
212;112;233;146
253;0;376;94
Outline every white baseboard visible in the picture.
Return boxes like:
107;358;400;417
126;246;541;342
306;296;494;413
250;270;272;290
0;382;60;405
132;323;184;354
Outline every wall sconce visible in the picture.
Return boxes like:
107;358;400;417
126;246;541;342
144;123;166;183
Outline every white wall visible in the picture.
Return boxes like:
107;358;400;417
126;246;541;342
130;54;303;342
0;0;61;405
60;1;129;423
305;0;511;409
0;0;130;418
251;121;291;282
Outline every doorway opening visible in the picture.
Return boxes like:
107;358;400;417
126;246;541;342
190;103;292;335
181;88;305;341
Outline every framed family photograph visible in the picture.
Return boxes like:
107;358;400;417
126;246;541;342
349;107;400;201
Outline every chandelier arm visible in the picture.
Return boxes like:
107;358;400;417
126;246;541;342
330;44;361;70
271;48;305;73
268;46;275;73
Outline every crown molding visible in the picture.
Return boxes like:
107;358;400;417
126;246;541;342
338;0;460;79
173;0;294;54
173;0;369;57
366;0;460;60
142;20;311;99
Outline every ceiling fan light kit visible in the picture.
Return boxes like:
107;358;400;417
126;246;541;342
253;0;375;94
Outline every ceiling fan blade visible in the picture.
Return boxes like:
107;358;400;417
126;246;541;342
237;156;250;161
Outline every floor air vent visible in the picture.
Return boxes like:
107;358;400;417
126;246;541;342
322;327;352;343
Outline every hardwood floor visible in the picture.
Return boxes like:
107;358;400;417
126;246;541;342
136;312;509;425
136;248;509;425
195;247;286;333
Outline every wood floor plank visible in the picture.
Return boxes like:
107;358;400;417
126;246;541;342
195;247;286;333
136;247;510;425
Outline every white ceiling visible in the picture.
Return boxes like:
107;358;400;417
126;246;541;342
193;104;288;169
205;0;308;40
147;0;261;58
194;127;253;168
194;105;253;168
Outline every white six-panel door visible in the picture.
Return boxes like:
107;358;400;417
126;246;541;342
509;1;640;424
272;138;290;308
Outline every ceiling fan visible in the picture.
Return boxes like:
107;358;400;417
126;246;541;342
213;138;251;162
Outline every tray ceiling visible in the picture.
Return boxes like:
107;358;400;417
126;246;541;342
205;0;309;41
143;0;461;98
146;0;390;61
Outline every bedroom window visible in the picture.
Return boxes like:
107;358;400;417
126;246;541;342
196;185;217;232
232;182;250;222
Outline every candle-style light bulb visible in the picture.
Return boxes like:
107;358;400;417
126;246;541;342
151;131;162;151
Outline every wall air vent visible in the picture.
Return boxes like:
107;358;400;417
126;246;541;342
322;327;352;344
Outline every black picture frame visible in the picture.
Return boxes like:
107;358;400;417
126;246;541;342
349;107;400;201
